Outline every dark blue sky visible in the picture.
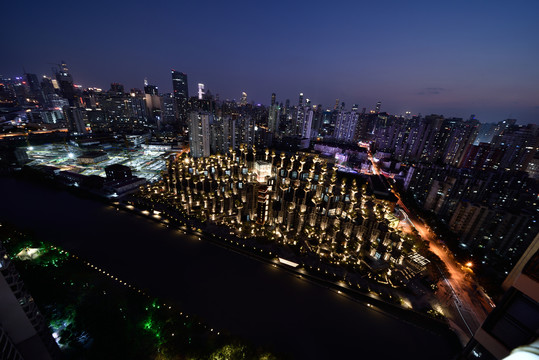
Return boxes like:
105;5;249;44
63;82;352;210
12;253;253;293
2;0;539;124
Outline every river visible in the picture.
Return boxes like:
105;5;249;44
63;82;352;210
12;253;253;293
0;176;460;359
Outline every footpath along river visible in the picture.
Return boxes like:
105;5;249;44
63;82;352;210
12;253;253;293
0;176;461;359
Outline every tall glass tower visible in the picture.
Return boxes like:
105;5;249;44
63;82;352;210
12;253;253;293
171;70;188;128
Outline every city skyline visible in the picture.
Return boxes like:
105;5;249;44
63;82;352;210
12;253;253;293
1;0;539;124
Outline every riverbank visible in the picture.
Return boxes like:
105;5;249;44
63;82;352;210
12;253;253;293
0;174;462;359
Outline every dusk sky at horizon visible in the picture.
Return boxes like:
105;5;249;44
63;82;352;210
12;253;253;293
2;0;539;124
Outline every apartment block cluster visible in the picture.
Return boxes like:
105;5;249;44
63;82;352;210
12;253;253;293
365;115;539;276
162;147;415;271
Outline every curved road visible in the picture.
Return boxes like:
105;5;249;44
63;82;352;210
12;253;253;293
366;148;494;342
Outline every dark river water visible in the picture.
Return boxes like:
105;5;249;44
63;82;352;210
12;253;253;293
0;176;460;359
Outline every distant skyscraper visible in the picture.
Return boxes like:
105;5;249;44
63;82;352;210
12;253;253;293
298;93;304;107
55;61;76;106
171;70;188;99
161;93;176;125
171;70;189;128
375;101;382;113
271;93;276;106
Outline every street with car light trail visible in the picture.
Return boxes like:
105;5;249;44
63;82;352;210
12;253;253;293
366;146;495;342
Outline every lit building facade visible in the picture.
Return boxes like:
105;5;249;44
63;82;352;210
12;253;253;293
161;148;413;268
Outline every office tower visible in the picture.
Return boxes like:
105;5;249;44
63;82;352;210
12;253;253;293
188;111;212;158
0;242;57;359
333;99;339;110
375;101;381;113
161;93;176;125
271;93;276;106
55;61;76;106
298;93;304;107
171;70;189;128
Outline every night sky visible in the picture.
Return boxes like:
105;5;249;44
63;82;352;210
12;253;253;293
2;0;539;124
